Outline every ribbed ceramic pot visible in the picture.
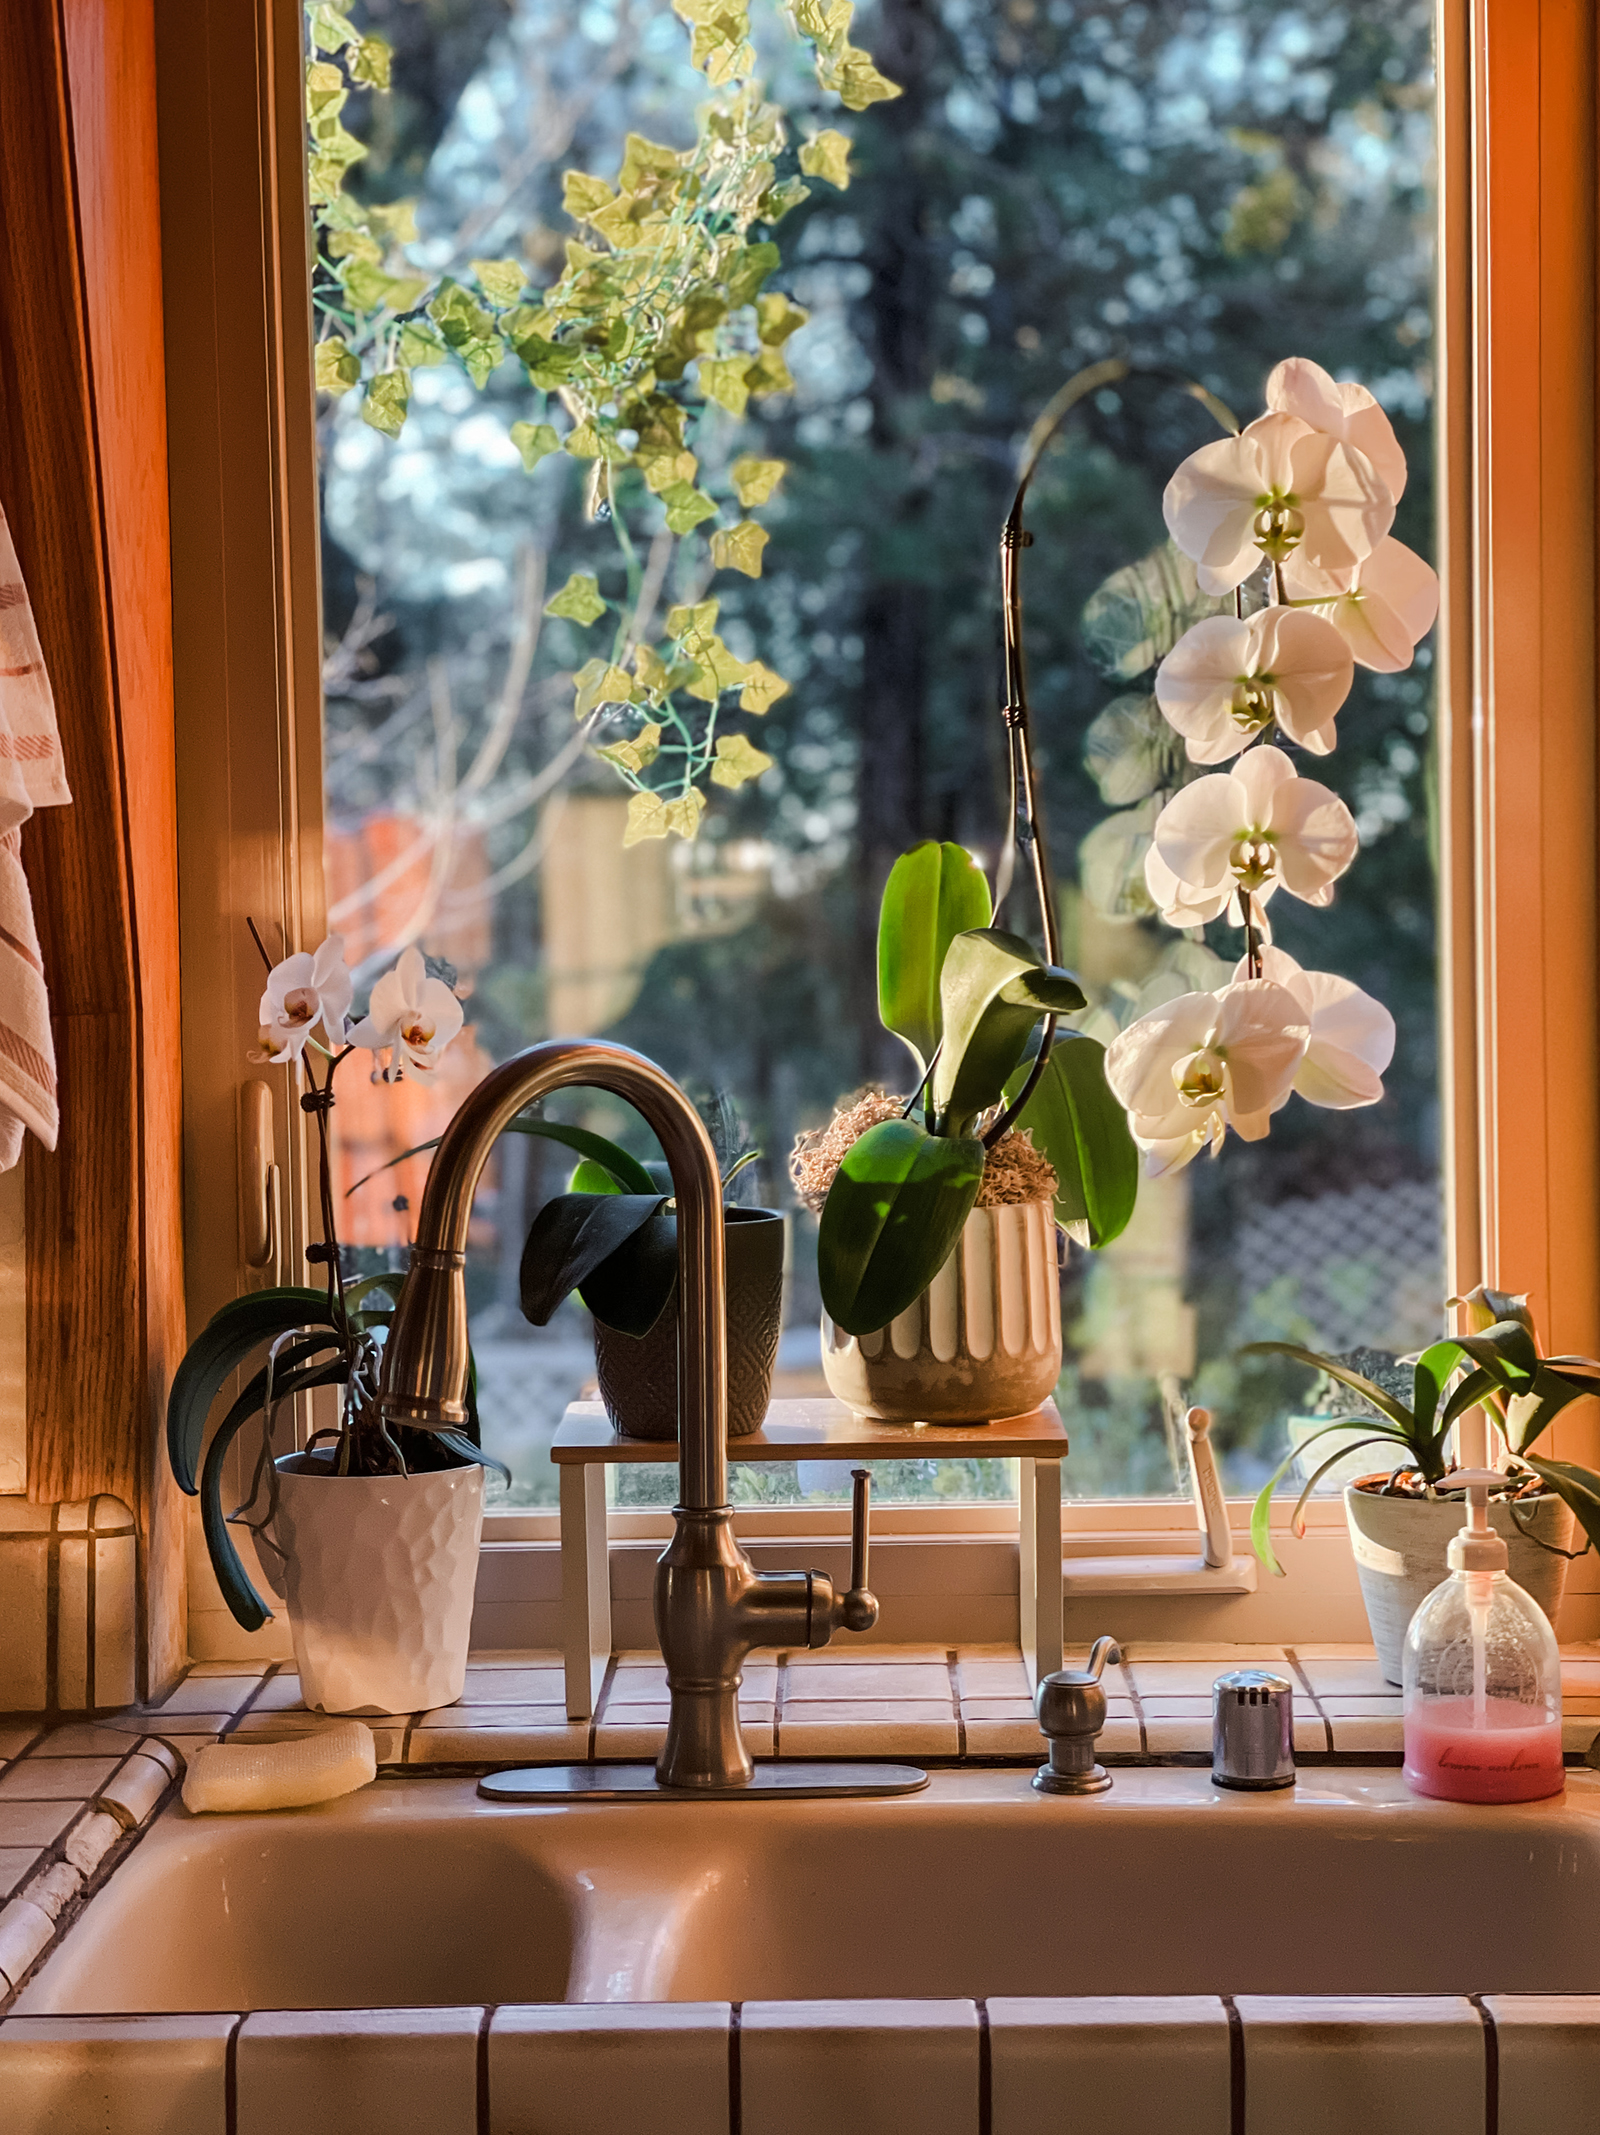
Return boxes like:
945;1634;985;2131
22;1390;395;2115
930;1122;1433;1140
821;1196;1062;1424
1345;1483;1576;1685
272;1454;485;1715
594;1206;785;1440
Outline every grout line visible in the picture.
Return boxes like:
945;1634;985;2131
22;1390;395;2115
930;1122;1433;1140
774;1651;789;1759
1282;1648;1335;1755
946;1649;966;1758
84;1524;97;1713
44;1503;60;1715
729;2000;742;2135
477;2004;494;2135
1121;1667;1150;1756
225;2013;243;2135
400;1715;418;1767
1470;1995;1498;2135
587;1654;618;1761
1223;1996;1244;2135
220;1663;280;1741
977;1998;991;2135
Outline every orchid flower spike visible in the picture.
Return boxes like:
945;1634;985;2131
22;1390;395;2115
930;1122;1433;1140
1155;608;1354;763
1105;979;1311;1175
251;935;354;1064
349;945;464;1080
1282;535;1440;675
1163;409;1394;597
1231;946;1395;1110
1148;746;1358;927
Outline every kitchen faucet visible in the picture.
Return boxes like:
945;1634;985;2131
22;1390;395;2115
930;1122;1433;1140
379;1038;914;1795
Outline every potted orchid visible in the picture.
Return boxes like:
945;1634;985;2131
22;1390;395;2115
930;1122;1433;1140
167;931;506;1717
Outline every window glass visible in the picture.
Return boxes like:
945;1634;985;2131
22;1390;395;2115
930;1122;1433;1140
312;0;1439;1510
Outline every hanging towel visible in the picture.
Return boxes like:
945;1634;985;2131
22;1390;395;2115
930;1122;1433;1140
0;503;70;1168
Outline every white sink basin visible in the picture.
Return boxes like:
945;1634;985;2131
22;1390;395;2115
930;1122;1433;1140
21;1768;1600;2013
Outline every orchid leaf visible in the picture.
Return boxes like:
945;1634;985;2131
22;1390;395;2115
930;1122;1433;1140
932;929;1086;1134
1006;1035;1138;1249
519;1192;669;1327
167;1287;335;1493
578;1200;680;1337
1522;1456;1600;1556
347;1117;656;1199
201;1352;351;1630
876;841;992;1078
816;1118;985;1336
1249;1421;1406;1577
1238;1342;1416;1436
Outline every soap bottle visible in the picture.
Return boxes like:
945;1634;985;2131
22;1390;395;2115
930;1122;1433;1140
1401;1467;1564;1803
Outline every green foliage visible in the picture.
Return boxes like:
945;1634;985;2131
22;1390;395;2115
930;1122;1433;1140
931;929;1086;1136
302;0;898;838
1007;1037;1139;1249
816;1117;985;1336
876;841;993;1077
520;1192;676;1335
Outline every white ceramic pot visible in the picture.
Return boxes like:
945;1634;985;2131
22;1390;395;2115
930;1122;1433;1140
1344;1483;1577;1686
821;1197;1062;1424
272;1455;485;1716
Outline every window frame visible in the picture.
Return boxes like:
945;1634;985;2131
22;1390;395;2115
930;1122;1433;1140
160;0;1600;1650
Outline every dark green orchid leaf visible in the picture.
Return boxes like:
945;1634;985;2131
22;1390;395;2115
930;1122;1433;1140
519;1192;669;1326
1239;1342;1416;1436
816;1117;985;1336
876;841;993;1076
430;1428;512;1488
349;1116;656;1198
1523;1456;1600;1556
579;1199;680;1337
932;929;1086;1135
167;1286;335;1494
1006;1035;1138;1249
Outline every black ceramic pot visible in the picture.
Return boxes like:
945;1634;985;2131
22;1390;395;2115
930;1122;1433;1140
593;1206;785;1440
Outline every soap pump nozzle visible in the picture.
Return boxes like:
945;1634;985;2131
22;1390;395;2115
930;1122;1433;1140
1446;1466;1509;1577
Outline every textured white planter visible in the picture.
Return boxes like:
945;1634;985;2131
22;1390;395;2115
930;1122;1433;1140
272;1455;485;1716
1344;1484;1576;1686
821;1196;1062;1424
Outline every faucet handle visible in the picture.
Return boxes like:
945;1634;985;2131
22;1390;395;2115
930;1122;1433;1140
841;1468;878;1633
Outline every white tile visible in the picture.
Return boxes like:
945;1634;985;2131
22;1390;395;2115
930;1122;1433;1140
94;1533;139;1708
781;1661;954;1700
777;1705;960;1757
238;2007;480;2135
242;1671;308;1710
408;1721;589;1764
957;1653;1033;1698
0;1536;48;1709
1237;1995;1482;2135
741;1999;979;2135
0;1801;77;1849
0;1896;55;1990
0;1724;41;1760
489;2002;730;2135
459;1667;565;1703
0;1501;53;1533
990;1997;1231;2135
29;1723;137;1758
786;1641;952;1667
156;1675;264;1715
1128;1655;1287;1697
100;1752;176;1828
1291;1655;1396;1698
56;1536;89;1710
1486;1995;1600;2135
0;1755;119;1801
0;1844;40;1897
1143;1713;1212;1754
0;2013;235;2135
62;1809;123;1879
185;1659;271;1679
1322;1708;1404;1754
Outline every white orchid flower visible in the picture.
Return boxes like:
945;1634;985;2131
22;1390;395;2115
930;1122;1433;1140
1105;979;1311;1175
1154;609;1354;763
1232;946;1395;1110
252;935;353;1063
1144;843;1245;930
349;945;464;1079
1162;410;1395;596
1282;535;1440;674
1150;745;1358;920
1265;357;1408;505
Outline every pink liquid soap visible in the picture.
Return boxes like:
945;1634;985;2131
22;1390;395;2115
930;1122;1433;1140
1403;1696;1564;1803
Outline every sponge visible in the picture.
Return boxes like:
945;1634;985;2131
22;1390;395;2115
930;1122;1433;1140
181;1721;377;1814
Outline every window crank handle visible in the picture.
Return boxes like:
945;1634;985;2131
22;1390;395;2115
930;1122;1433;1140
843;1466;878;1633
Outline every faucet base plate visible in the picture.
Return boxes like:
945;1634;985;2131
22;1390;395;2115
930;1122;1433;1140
477;1762;929;1803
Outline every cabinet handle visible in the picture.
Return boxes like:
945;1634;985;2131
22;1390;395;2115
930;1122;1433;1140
240;1079;280;1272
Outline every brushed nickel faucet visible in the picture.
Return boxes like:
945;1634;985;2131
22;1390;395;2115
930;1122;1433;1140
379;1038;904;1795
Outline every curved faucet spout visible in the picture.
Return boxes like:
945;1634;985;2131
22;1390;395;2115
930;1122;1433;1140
378;1039;729;1511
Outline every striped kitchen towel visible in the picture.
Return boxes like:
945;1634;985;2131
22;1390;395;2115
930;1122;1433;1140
0;502;70;1166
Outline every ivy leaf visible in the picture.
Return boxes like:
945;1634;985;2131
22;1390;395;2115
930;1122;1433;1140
370;199;420;245
731;456;787;507
724;241;780;306
799;129;853;189
510;420;561;472
566;422;630;464
428;279;496;350
344;259;429;314
710;520;770;577
472;257;526;306
757;177;811;223
349;34;392;88
624;791;669;845
641;448;700;494
361;369;411;438
398;320;447;368
711;732;774;787
563;170;617;223
597;723;663;774
545;572;608;626
837;47;903;108
698;356;754;417
664;788;707;840
314;338;361;396
745;346;794;397
684;634;749;702
666;600;719;641
756;292;808;346
739;661;790;714
465;336;508;388
573;660;639;717
662;481;719;534
307;5;360;53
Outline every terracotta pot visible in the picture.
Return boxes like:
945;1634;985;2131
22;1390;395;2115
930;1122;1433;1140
272;1454;484;1715
593;1206;785;1441
1344;1483;1576;1685
821;1196;1062;1424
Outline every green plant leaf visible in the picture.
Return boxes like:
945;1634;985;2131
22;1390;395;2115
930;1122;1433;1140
799;128;852;189
361;368;411;437
932;929;1086;1134
569;1158;622;1194
1523;1456;1600;1555
519;1193;669;1326
346;1117;656;1199
816;1118;985;1336
578;1200;680;1336
166;1287;334;1494
1237;1342;1416;1436
1006;1036;1138;1248
510;420;560;471
876;841;993;1079
1248;1423;1405;1577
545;572;608;625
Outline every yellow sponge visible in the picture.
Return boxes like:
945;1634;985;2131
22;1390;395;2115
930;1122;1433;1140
181;1721;377;1814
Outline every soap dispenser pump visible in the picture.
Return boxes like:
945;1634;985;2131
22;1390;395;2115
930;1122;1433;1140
1401;1468;1564;1803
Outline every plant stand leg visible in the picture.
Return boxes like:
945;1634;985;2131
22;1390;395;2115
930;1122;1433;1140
561;1464;610;1720
1019;1454;1064;1693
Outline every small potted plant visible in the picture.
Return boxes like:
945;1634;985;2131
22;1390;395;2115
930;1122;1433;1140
795;839;1139;1422
167;933;507;1716
1246;1311;1578;1682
